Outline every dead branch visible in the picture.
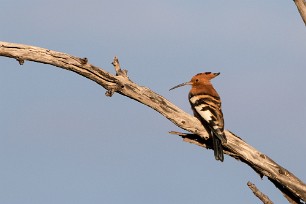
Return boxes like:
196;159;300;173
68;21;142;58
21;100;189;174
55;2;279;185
294;0;306;26
247;181;274;204
0;41;305;203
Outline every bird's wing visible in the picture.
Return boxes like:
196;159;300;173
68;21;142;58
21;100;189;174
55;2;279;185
189;95;226;143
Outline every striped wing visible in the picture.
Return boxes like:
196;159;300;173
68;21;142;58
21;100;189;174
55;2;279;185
189;94;226;143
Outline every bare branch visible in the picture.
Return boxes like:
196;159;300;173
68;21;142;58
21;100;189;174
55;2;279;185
294;0;306;26
247;181;274;204
111;56;128;77
269;178;304;204
1;41;306;203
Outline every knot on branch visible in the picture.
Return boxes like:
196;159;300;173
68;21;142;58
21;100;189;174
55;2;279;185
79;57;88;65
16;57;25;65
105;83;124;97
112;56;128;78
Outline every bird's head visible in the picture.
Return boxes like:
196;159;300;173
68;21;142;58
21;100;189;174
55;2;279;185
169;72;220;91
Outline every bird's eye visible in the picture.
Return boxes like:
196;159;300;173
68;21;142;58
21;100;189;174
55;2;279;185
195;79;199;82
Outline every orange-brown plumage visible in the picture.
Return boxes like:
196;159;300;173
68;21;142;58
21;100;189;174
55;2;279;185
189;72;220;98
170;72;227;161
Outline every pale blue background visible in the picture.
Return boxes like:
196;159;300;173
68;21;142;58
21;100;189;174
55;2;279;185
1;1;305;203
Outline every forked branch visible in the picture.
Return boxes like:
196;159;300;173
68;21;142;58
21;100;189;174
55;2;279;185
0;41;305;203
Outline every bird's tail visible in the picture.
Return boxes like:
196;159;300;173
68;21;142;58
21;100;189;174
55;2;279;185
213;135;224;162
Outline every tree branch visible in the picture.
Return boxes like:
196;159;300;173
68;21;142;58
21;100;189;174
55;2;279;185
294;0;306;26
1;41;305;203
247;181;274;204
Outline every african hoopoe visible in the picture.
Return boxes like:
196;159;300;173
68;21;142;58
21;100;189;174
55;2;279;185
170;72;227;162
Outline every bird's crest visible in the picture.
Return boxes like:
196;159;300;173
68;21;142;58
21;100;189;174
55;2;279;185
192;72;220;82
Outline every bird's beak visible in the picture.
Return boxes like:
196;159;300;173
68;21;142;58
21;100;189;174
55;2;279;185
169;81;192;91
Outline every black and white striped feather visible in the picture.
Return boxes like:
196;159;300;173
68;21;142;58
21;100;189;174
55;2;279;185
189;93;227;161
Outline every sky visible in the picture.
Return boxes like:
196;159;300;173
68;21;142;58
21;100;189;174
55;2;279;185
1;0;305;203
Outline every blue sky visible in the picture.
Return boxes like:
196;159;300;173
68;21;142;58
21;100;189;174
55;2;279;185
1;1;305;203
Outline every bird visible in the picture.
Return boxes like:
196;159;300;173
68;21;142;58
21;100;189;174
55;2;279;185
170;72;227;161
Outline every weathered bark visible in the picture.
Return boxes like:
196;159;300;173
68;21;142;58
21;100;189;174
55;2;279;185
247;181;274;204
1;41;305;203
294;0;306;26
